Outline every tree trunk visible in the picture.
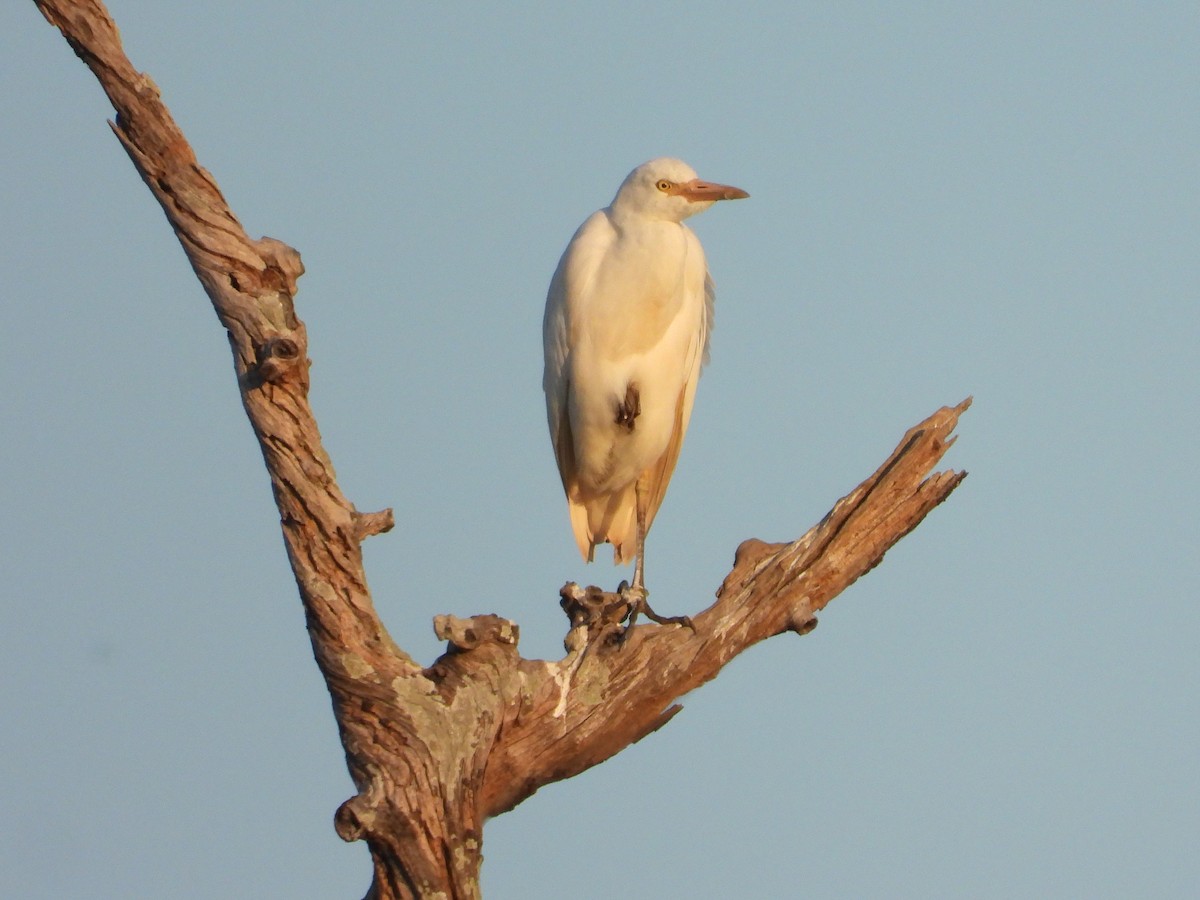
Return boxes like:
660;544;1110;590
35;2;969;896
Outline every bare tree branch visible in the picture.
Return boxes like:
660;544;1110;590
36;2;968;897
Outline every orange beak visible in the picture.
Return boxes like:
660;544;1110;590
671;178;750;202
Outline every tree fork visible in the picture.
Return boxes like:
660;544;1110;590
36;2;968;897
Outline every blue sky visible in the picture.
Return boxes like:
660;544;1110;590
2;2;1197;897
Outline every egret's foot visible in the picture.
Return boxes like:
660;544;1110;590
617;581;694;633
559;581;633;648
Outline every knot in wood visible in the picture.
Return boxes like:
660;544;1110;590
789;613;818;636
255;334;303;384
252;236;305;296
333;794;374;843
734;538;781;569
433;614;518;652
351;508;395;541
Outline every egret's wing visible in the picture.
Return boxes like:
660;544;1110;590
542;263;572;490
637;243;712;539
702;271;715;366
543;212;608;482
638;326;705;541
543;210;615;560
544;275;594;562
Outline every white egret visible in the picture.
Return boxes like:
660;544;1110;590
542;157;748;625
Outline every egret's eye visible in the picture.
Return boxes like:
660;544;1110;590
655;179;673;192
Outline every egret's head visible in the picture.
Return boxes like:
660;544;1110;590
611;158;749;222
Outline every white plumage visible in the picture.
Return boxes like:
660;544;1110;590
543;158;747;597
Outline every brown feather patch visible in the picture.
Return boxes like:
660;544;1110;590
614;382;640;432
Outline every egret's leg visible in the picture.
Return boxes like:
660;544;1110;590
632;480;648;593
621;477;692;631
622;479;649;629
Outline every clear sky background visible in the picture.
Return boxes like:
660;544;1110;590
2;2;1197;898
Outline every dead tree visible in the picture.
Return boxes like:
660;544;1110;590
35;2;969;897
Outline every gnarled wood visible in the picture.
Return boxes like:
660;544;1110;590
36;2;969;897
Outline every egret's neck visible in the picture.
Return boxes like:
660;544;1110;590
609;206;685;237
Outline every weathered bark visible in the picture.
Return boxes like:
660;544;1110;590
36;2;969;897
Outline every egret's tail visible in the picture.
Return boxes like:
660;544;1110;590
568;487;636;565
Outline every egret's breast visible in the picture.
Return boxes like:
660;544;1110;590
573;222;696;360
